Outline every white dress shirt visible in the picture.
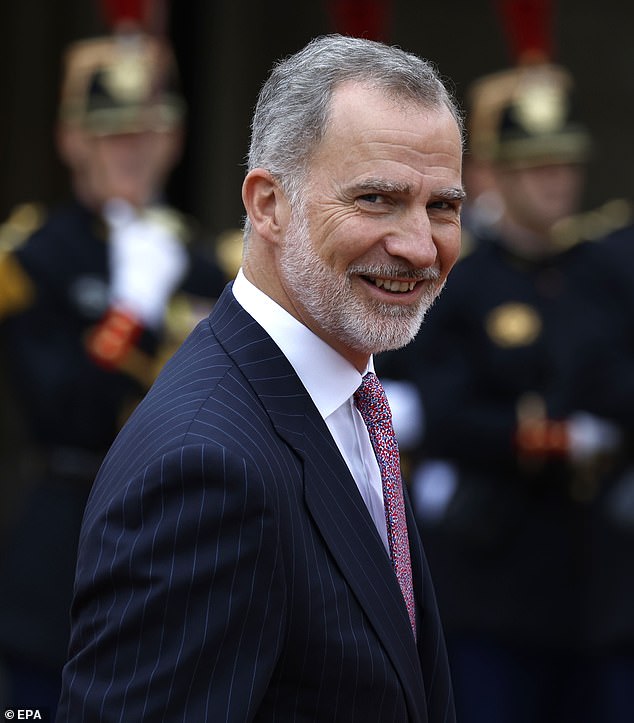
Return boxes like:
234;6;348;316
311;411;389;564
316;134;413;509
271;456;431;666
232;269;389;550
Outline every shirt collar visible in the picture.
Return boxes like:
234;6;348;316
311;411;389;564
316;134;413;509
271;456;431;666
232;269;373;418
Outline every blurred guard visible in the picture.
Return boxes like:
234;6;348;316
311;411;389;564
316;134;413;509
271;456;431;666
460;61;593;243
455;66;632;723
579;216;634;723
0;32;226;715
467;63;589;165
378;59;628;723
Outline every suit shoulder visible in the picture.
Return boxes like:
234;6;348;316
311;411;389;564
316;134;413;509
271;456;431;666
129;318;270;450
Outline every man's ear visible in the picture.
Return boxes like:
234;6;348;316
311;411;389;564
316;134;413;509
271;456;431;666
242;168;291;243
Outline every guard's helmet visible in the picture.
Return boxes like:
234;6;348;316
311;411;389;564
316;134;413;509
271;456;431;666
467;63;591;167
58;32;185;135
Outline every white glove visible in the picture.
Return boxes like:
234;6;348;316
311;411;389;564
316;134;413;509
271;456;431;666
567;411;622;463
105;199;189;329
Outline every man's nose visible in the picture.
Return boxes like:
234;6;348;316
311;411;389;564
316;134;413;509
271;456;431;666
383;210;437;268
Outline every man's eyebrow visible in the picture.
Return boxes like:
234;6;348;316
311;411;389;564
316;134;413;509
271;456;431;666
353;179;467;201
354;179;413;194
436;186;467;202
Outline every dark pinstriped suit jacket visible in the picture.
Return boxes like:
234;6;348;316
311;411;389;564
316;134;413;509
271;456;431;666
56;285;456;722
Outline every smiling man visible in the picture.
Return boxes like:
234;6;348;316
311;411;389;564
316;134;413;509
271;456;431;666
57;34;464;722
245;79;463;371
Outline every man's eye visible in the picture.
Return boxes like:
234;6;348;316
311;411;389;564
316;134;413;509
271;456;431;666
359;194;386;204
429;200;461;213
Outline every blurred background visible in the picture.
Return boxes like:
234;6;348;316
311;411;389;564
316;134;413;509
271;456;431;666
1;0;632;238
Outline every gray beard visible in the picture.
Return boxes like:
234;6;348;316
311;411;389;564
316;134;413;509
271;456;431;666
280;207;443;356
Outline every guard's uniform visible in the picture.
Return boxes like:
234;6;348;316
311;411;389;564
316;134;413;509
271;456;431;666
0;201;226;705
404;234;618;639
573;221;634;721
0;27;232;712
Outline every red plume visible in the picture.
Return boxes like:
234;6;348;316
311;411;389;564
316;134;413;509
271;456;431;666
327;0;394;42
495;0;555;64
99;0;168;35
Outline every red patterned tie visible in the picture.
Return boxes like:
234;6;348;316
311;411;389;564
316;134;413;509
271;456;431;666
354;372;417;638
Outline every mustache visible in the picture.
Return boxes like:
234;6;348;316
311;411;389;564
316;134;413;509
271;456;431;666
348;264;440;282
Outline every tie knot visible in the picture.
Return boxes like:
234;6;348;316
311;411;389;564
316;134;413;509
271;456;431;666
353;372;392;426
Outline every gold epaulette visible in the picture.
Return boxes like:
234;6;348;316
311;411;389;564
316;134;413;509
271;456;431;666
550;198;633;252
0;253;36;318
458;226;478;260
215;227;244;279
0;202;46;253
153;293;214;372
0;204;44;319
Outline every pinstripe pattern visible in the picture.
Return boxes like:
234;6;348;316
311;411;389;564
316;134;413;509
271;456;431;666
56;285;456;722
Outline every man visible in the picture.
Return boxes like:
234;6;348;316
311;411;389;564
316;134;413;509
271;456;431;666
56;34;464;721
377;63;624;723
0;31;226;715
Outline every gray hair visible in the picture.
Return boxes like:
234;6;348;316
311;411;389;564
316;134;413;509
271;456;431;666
245;34;463;226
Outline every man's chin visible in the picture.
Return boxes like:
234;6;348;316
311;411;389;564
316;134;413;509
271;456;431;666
376;329;420;354
352;316;423;356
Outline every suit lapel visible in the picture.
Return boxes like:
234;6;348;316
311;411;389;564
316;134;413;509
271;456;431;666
210;287;426;720
301;435;427;722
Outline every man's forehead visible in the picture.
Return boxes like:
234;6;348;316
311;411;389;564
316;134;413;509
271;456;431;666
329;80;445;118
324;83;459;149
322;95;461;163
